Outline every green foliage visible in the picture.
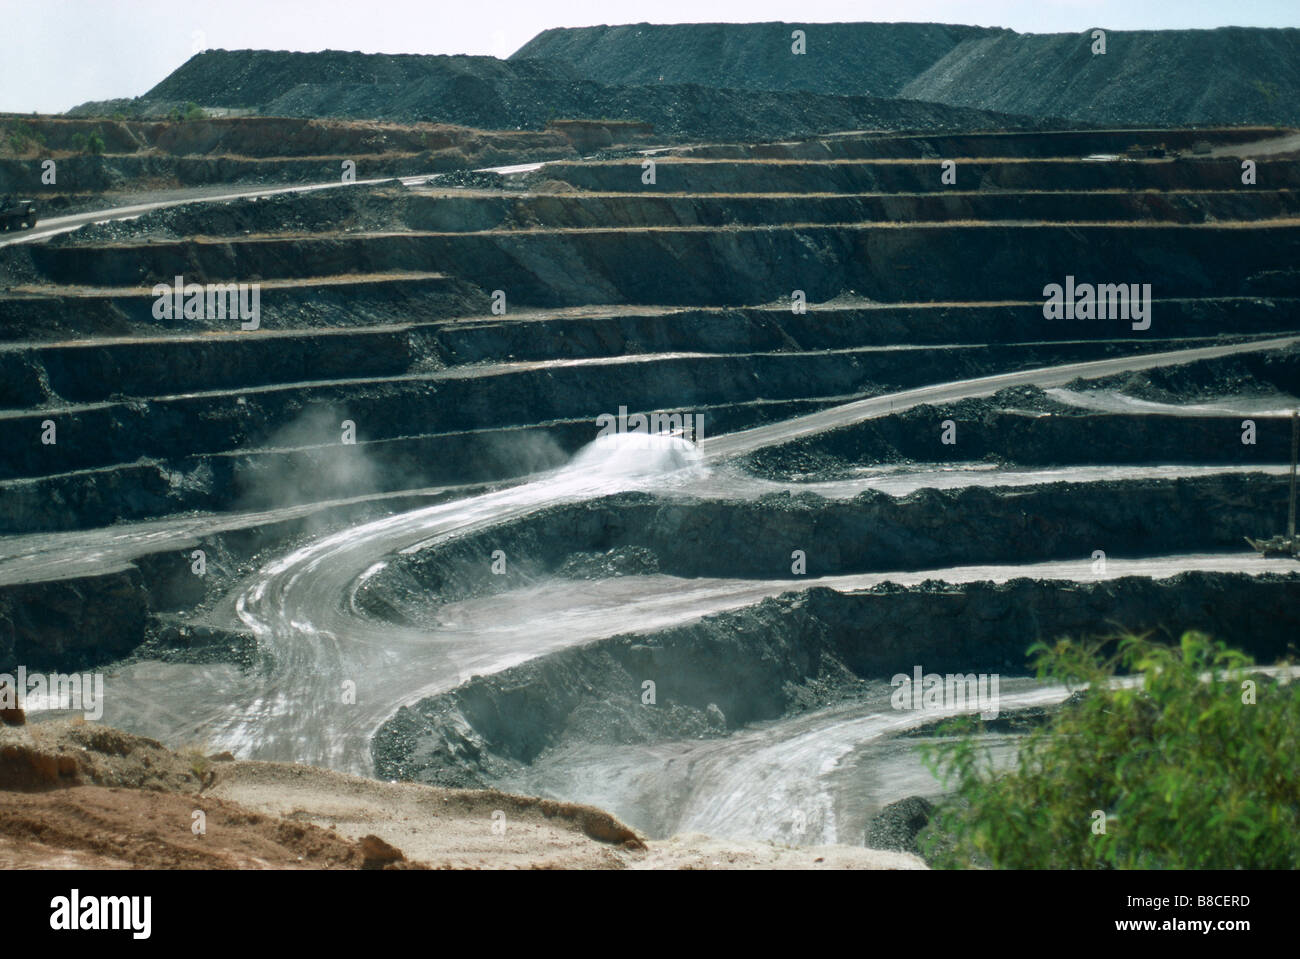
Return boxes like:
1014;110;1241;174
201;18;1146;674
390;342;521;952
175;101;206;122
4;120;45;155
918;633;1299;869
68;128;106;155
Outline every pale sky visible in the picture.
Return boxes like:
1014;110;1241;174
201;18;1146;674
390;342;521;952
3;0;1297;114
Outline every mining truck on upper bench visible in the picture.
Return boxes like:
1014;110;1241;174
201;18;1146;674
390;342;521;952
1246;409;1300;558
0;195;38;231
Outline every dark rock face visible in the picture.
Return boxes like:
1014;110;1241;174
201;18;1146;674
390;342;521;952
0;571;148;673
744;375;1300;480
865;796;935;854
371;572;1300;788
18;220;1300;306
360;474;1300;603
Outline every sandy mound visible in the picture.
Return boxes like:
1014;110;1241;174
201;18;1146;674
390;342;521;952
0;721;925;869
640;834;928;870
207;759;642;869
0;786;368;869
0;719;201;792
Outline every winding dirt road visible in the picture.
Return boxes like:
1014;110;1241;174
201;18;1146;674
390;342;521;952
77;334;1300;775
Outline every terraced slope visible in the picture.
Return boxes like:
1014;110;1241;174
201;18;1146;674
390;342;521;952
0;115;575;217
80;49;1041;141
511;21;999;96
1;126;1297;837
516;21;1300;127
902;27;1300;127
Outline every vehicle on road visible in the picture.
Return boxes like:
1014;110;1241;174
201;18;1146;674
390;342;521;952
1246;410;1299;558
0;195;38;231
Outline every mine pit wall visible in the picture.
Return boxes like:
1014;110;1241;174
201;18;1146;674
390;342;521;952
371;572;1300;789
1;461;229;534
1;295;1296;411
21;224;1300;307
431;299;1300;365
677;128;1284;160
26;184;1300;242
5;297;1296;403
0;395;853;534
0;155;430;194
0;419;583;533
854;408;1300;467
7;471;1289;679
2;328;413;406
0;276;488;346
0;569;149;674
4;341;1294;533
10;378;1295;535
0;115;572;158
0;483;479;674
0;339;1182;485
404;190;1300;230
537;158;1300;195
744;405;1300;479
1081;344;1300;399
449;222;1300;306
0;137;574;194
356;475;1296;620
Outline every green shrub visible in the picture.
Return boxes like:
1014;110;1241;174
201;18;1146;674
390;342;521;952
67;129;105;155
918;633;1299;869
4;120;45;155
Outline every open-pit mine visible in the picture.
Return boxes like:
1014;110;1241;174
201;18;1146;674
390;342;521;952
1;17;1298;874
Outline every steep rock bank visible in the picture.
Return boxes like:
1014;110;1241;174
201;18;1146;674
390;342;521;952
372;572;1300;787
356;474;1297;617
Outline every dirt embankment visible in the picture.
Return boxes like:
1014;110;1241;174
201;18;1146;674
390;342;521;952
0;114;576;202
0;115;570;160
0;719;919;869
371;572;1300;790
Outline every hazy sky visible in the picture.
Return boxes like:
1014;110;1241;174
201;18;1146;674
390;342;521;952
4;0;1296;113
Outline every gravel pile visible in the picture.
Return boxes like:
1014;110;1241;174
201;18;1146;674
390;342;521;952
517;22;1300;128
115;49;1047;141
511;21;999;97
902;27;1300;127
